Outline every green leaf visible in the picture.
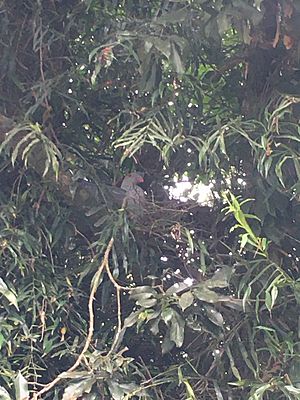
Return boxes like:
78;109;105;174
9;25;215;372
148;37;171;59
183;379;196;400
240;233;249;251
60;372;93;379
170;312;185;347
243;286;251;311
130;286;158;306
154;8;188;25
21;138;40;165
265;290;273;312
206;266;232;288
293;282;300;304
161;307;174;324
130;286;157;296
179;291;194;311
161;331;175;354
0;387;11;400
249;383;272;400
123;310;140;328
0;278;18;310
0;333;5;350
166;282;191;295
136;298;157;308
62;379;96;400
204;305;224;327
193;287;220;303
107;381;140;400
213;381;224;400
225;345;241;381
217;12;231;36
184;228;194;254
171;43;184;74
14;372;29;400
284;385;300;395
11;131;35;166
236;333;258;379
288;358;300;386
91;63;101;85
270;285;278;310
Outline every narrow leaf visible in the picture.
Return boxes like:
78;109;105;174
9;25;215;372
14;372;29;400
0;278;18;310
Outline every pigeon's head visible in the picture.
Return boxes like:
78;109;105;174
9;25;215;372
127;172;144;184
121;172;144;190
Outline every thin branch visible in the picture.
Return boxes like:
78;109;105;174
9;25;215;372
103;246;131;357
105;286;122;357
31;237;114;399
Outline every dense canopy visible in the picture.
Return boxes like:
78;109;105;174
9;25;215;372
1;1;300;399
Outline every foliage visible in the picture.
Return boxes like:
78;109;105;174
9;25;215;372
1;0;300;399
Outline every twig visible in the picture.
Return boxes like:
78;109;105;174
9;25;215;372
138;358;164;400
105;287;122;357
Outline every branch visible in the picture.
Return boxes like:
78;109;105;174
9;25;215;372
31;237;114;399
103;244;131;357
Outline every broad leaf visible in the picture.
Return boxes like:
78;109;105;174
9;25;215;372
179;291;194;311
62;378;96;400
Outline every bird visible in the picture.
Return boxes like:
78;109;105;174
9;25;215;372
81;172;146;225
121;172;146;215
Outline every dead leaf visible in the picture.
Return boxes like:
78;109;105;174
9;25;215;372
272;15;280;48
283;34;294;49
283;2;294;19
